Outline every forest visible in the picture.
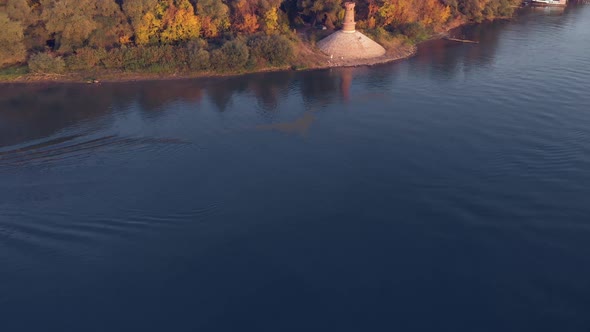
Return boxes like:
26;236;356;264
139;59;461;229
0;0;521;75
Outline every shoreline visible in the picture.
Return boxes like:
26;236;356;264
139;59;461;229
0;43;418;85
0;44;418;85
0;20;478;85
0;1;549;86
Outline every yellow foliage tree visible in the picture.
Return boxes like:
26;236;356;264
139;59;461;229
135;0;201;44
377;0;450;29
377;0;418;27
136;11;163;44
161;7;201;43
262;7;278;34
417;0;451;27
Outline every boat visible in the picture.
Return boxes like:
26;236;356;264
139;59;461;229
531;0;567;6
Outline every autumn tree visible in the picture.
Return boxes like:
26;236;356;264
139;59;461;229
160;0;201;43
375;0;450;30
416;0;451;28
297;0;341;27
195;0;230;38
124;0;163;44
481;0;520;19
377;0;418;28
89;0;134;48
127;0;201;45
258;0;283;34
40;0;98;52
123;0;159;43
441;0;519;22
354;0;381;28
39;0;130;52
0;12;27;67
5;0;32;23
5;0;50;51
459;0;486;21
230;0;260;34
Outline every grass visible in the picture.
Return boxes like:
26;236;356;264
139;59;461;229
0;65;29;81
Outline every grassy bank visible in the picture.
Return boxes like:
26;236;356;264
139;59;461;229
0;31;418;84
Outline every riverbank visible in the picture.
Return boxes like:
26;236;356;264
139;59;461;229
0;0;533;85
0;38;418;84
0;9;496;85
0;14;485;85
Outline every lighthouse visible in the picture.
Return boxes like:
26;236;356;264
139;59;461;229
316;1;386;61
342;2;356;33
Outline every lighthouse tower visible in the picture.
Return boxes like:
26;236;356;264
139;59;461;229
316;1;386;61
342;2;356;33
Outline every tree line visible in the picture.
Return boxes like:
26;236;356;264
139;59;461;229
0;0;521;72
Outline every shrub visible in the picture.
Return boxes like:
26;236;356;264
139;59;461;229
308;29;331;46
102;48;126;69
399;23;431;43
0;65;29;79
186;40;210;71
28;53;66;74
188;49;211;71
121;47;149;71
65;47;107;71
211;40;249;71
103;45;181;72
135;45;179;72
247;34;293;66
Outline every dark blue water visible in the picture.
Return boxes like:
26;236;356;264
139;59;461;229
2;6;590;332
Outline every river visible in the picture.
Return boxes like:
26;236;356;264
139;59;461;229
1;5;590;332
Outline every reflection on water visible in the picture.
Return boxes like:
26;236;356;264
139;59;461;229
1;4;587;148
0;70;350;148
256;112;316;136
1;5;590;332
0;16;516;147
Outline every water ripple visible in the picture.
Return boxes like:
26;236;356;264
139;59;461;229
0;201;221;256
0;134;190;169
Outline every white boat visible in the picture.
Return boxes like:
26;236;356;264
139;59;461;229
531;0;567;6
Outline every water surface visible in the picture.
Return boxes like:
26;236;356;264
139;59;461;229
1;5;590;332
